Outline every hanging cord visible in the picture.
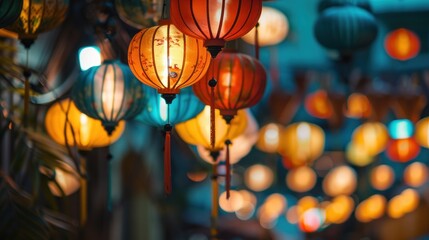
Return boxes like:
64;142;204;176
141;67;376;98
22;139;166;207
23;49;31;128
209;78;217;150
80;156;88;225
163;123;172;194
225;139;232;199
255;22;260;60
210;160;219;239
106;135;113;211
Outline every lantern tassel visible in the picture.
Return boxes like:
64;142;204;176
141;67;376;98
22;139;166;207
211;163;219;238
80;157;87;225
164;124;172;194
255;22;260;60
107;152;113;211
225;140;232;200
209;78;217;150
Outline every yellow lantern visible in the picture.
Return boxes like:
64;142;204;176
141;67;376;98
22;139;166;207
415;117;429;148
45;99;125;150
176;106;247;152
256;123;283;153
323;165;357;197
355;194;386;222
325;195;354;224
286;165;317;192
351;121;388;156
244;164;274;192
278;122;325;167
404;162;428;188
346;142;374;167
241;6;289;46
370;165;395;191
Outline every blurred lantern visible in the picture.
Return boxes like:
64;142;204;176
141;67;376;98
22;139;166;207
318;0;372;12
39;159;80;197
386;138;420;163
128;21;211;101
114;0;163;29
193;50;267;123
256;123;283;153
384;28;420;61
286;165;317;192
6;0;69;48
186;171;208;182
0;0;23;28
244;164;274;192
72;60;144;135
351;121;388;156
388;119;414;139
264;193;287;217
370;164;394;191
304;90;333;119
404;162;429;188
314;5;378;56
219;190;244;213
45;99;125;150
78;46;102;71
345;93;371;118
414;117;429;148
278;122;325;167
299;208;325;233
196;110;258;165
387;189;420;219
323;165;357;197
297;196;319;216
346;142;374;167
236;202;255;220
286;206;300;224
355;194;386;222
170;0;263;58
325;195;354;224
241;6;289;46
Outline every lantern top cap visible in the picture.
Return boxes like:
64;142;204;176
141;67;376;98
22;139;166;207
158;19;172;26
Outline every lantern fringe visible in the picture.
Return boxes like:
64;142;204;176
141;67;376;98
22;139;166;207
209;78;217;150
255;22;260;60
211;164;219;238
225;139;232;200
80;157;87;225
107;152;113;211
164;124;172;194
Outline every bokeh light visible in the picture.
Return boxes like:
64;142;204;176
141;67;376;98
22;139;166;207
323;165;357;197
286;165;317;192
370;165;395;191
244;164;274;192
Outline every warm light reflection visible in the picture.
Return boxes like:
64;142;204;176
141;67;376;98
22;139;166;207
264;193;287;218
40;165;80;197
286;165;317;192
244;164;274;192
297;196;319;215
387;188;420;219
323;165;357;197
404;162;428;187
370;165;395;191
219;190;244;213
384;28;420;61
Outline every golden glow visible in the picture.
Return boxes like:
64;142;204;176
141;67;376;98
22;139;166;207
263;193;287;219
404;162;428;187
40;165;80;197
346;142;374;167
415;117;429;148
219;190;244;213
387;188;420;219
323;165;357;197
244;164;274;192
297;196;319;215
325;195;354;224
256;123;283;153
355;194;386;222
286;165;317;192
186;171;208;182
370;165;395;191
352;122;388;156
346;93;371;118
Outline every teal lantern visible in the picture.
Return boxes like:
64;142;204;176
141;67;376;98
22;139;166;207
114;0;163;29
318;0;372;13
72;60;144;135
0;0;22;28
314;5;378;54
136;86;204;193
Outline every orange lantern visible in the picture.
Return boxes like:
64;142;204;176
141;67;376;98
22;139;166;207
193;50;267;122
351;121;388;156
256;123;283;153
325;195;354;224
278;122;325;167
323;165;357;197
304;90;333;119
45;99;125;150
386;138;420;163
415;117;429;148
170;0;263;58
286;166;317;193
370;164;394;191
384;28;420;61
346;142;374;167
244;164;274;192
404;162;428;188
346;93;371;118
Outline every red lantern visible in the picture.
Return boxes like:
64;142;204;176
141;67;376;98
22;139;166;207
193;50;267;123
384;28;420;61
170;0;263;58
304;90;333;119
386;138;420;163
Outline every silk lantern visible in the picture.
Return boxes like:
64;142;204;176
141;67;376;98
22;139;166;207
314;5;378;55
386;138;420;163
170;0;262;58
351;121;388;156
136;86;204;192
256;123;283;153
45;99;125;150
0;0;23;28
384;28;420;61
7;0;69;48
72;60;144;135
193;50;267;123
114;0;163;29
323;165;357;197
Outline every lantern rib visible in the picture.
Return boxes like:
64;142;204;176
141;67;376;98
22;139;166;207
166;24;171;90
172;30;187;90
151;27;164;90
214;0;227;39
100;65;110;122
221;0;243;40
115;64;127;122
244;60;265;107
226;55;237;110
206;0;214;39
215;59;229;111
110;64;118;121
136;30;158;89
186;0;209;39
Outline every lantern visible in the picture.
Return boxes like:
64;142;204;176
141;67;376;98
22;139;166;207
370;164;394;191
304;90;333;119
345;93;371;119
244;164;274;192
286;165;317;193
0;0;22;28
388;119;414;140
128;21;211;101
45;99;125;150
114;0;163;29
256;123;283;153
170;0;263;58
346;142;374;167
278;122;325;167
314;5;378;55
323;165;357;197
404;162;428;188
386;138;420;163
318;0;372;12
325;195;354;224
193;50;267;123
384;28;420;61
355;194;386;222
241;6;289;46
351;121;388;156
415;117;429;148
219;190;244;213
72;60;144;135
7;0;69;48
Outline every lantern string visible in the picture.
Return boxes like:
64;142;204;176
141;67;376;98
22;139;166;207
255;22;260;60
225;139;232;200
23;49;31;128
163;123;172;194
209;78;217;150
80;156;88;226
210;163;219;239
107;145;113;212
